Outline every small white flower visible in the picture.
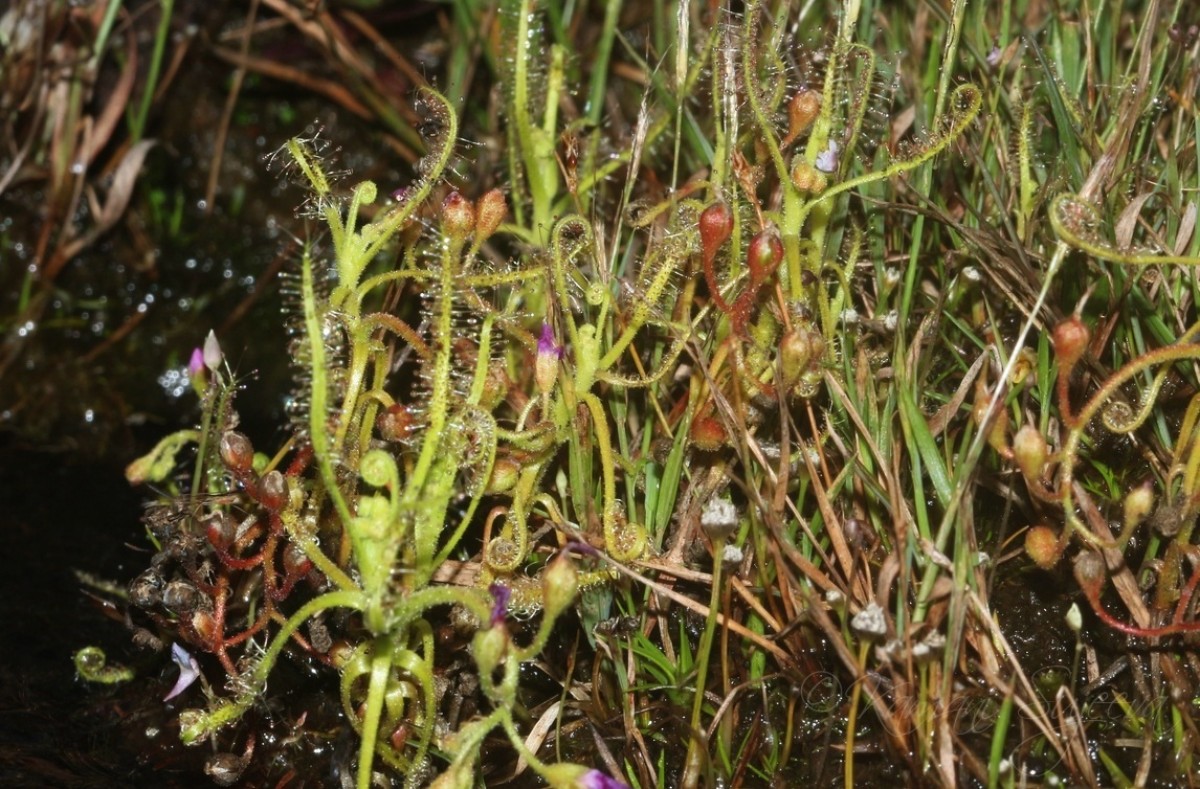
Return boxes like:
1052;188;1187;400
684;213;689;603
839;308;859;325
962;265;981;282
883;310;899;332
722;544;744;565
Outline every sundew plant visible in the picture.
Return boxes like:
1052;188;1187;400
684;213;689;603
76;0;1200;786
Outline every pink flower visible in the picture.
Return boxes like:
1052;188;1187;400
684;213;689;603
187;347;205;377
535;323;563;395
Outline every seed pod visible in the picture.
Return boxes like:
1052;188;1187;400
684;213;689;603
1052;315;1090;372
282;542;312;577
1024;525;1064;570
441;190;475;240
202;511;237;550
780;326;824;389
690;415;728;452
972;380;1010;459
486;456;521;494
219;431;254;475
1012;424;1048;482
257;471;288;511
475;189;507;241
129;569;165;608
783;89;821;145
699;202;733;262
1072;550;1107;590
162;580;203;614
191;609;217;642
746;229;783;284
1123;482;1154;530
378;403;416;443
204;752;249;787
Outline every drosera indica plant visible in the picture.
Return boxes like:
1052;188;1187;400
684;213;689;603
78;0;1200;783
85;81;642;788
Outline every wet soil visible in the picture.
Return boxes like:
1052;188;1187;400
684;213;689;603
0;441;179;787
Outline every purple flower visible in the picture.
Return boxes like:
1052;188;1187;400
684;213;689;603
580;770;630;789
164;643;201;702
815;140;840;173
535;323;564;395
564;539;598;557
488;582;511;627
538;323;563;359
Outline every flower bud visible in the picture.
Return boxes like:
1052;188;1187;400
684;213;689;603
188;347;207;395
1123;482;1155;530
441;190;475;240
535;323;563;396
1012;424;1048;482
471;624;509;677
542;553;579;620
203;330;223;373
1024;525;1064;570
1052;315;1090;372
219;431;254;475
1065;602;1082;633
475;189;507;241
790;160;827;195
699;202;733;263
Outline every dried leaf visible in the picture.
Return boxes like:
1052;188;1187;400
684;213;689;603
81;32;139;167
1114;191;1154;252
96;139;156;229
1175;201;1197;257
510;700;562;777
